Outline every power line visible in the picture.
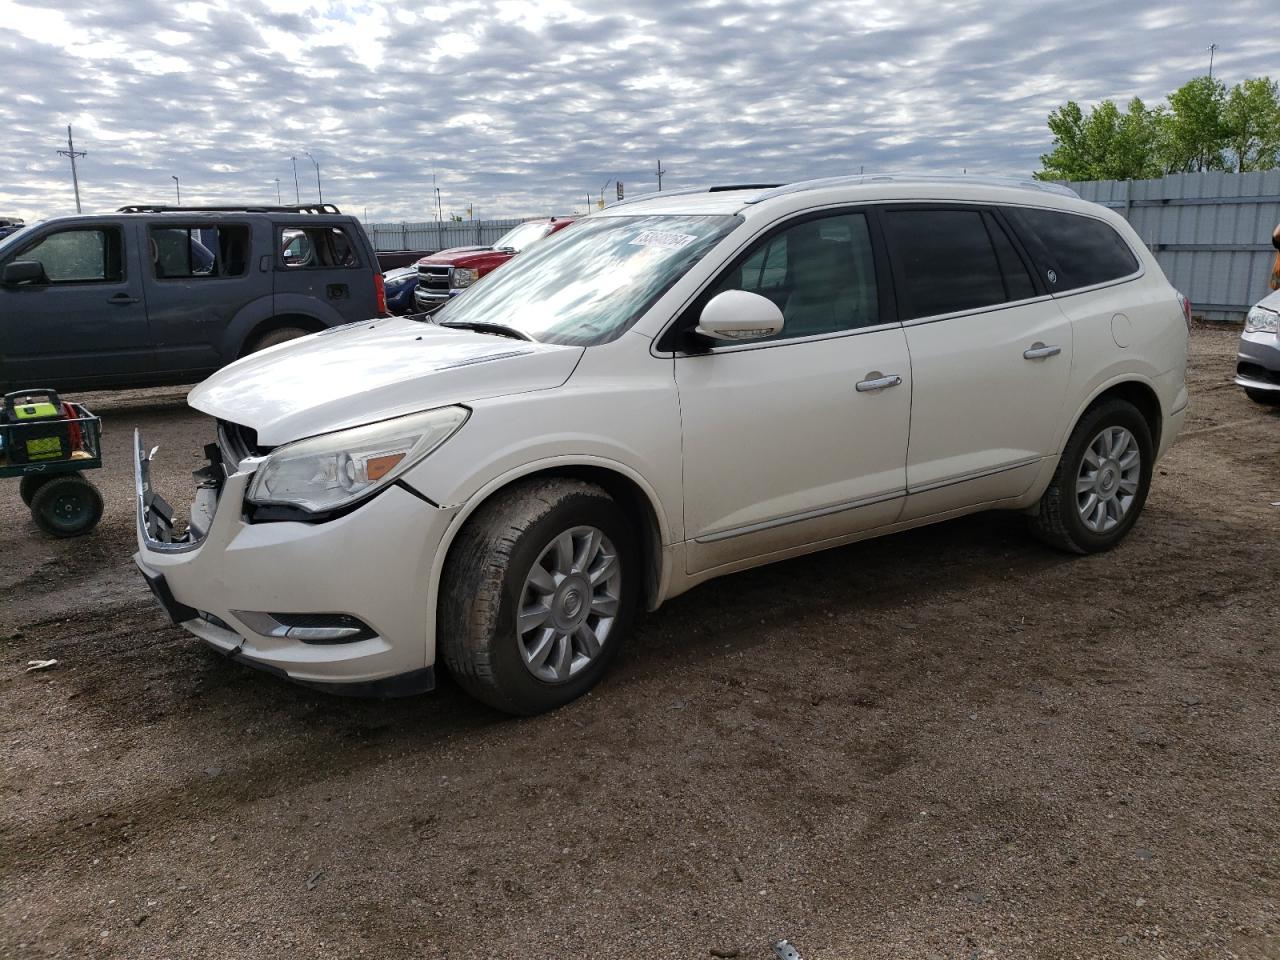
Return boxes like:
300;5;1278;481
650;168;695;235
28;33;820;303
55;125;86;214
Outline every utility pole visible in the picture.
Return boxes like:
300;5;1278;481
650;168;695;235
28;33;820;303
304;151;322;203
1207;42;1217;79
56;125;86;214
290;156;301;204
274;178;282;204
171;175;181;205
655;157;666;192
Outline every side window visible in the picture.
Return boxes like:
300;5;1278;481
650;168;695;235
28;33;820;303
12;229;123;284
882;209;1009;321
149;225;249;280
1009;208;1139;292
278;225;361;269
705;212;880;340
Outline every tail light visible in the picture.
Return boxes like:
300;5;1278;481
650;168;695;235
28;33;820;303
1176;291;1192;331
374;272;388;315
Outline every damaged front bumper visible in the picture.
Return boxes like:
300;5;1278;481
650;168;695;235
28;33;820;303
133;431;451;697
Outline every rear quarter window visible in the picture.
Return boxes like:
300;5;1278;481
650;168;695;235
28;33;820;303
278;225;362;269
1009;208;1140;292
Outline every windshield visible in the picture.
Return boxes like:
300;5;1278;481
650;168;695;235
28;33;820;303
493;220;554;253
435;214;739;346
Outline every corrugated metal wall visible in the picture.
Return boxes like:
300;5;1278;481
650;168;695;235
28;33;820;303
364;219;532;254
1064;172;1280;322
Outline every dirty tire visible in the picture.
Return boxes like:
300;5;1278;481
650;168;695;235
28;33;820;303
1244;387;1280;406
439;479;639;715
1029;398;1153;554
29;476;104;539
246;326;309;354
19;473;54;507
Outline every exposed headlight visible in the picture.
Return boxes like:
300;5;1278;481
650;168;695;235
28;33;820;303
246;407;469;514
1245;305;1279;334
451;267;479;288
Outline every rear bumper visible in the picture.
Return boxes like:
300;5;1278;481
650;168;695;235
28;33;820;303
132;432;456;694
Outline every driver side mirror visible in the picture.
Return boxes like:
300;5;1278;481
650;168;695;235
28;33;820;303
2;261;46;287
695;290;785;343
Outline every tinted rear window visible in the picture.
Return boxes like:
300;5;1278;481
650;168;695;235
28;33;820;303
1010;208;1139;292
882;209;1007;320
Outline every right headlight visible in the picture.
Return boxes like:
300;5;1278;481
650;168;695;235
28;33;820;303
246;406;469;514
451;267;479;288
1245;305;1279;334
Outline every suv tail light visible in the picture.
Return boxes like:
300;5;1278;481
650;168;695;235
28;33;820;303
374;272;387;315
1176;291;1192;331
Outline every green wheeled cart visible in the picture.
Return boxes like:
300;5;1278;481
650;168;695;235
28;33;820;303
1;390;104;538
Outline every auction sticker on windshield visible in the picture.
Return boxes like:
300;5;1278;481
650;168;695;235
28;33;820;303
629;230;697;250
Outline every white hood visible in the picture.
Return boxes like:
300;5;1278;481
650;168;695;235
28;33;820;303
189;316;583;445
1257;288;1280;313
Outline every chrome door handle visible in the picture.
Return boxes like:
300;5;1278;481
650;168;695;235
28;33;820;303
855;373;903;392
1023;342;1061;360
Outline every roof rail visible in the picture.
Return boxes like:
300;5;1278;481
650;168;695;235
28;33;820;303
707;183;785;192
746;174;1081;203
116;203;343;215
606;183;788;209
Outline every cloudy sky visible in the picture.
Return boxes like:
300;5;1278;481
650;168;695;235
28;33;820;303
0;0;1272;223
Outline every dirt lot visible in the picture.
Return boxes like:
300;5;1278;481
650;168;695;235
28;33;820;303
1;324;1277;960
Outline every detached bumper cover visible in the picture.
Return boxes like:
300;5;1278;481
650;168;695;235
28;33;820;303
132;431;454;695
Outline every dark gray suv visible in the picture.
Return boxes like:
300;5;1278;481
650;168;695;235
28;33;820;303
0;205;385;392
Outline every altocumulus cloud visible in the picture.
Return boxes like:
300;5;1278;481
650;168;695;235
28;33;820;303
0;0;1272;221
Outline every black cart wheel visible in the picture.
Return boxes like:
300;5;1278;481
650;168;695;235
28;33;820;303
19;474;54;507
29;476;104;538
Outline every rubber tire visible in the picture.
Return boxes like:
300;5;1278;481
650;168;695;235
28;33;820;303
1245;387;1280;406
1028;398;1154;554
438;478;639;715
19;473;54;507
29;475;104;538
246;326;309;354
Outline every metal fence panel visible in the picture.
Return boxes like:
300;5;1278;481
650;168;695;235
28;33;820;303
363;218;534;254
1064;171;1280;322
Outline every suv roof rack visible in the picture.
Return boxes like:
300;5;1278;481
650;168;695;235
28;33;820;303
745;174;1081;203
707;183;784;192
116;203;343;215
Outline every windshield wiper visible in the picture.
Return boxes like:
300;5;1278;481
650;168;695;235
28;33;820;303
437;319;536;342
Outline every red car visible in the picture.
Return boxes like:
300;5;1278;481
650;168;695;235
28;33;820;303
413;217;576;311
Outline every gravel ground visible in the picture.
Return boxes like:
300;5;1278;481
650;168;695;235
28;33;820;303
1;324;1277;960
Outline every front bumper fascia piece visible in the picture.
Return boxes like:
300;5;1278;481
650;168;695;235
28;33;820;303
132;430;453;697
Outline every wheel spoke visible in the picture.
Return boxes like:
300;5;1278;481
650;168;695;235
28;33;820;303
1118;449;1140;471
1090;499;1107;530
526;563;557;596
1076;471;1097;493
590;594;618;618
552;532;576;575
1083;445;1101;469
551;634;573;680
575;528;602;574
1118;477;1138;494
519;603;551;635
525;628;557;670
1079;492;1098;518
589;552;618;586
574;623;601;659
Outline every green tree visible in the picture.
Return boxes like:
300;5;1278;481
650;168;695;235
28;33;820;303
1222;77;1280;172
1157;76;1227;172
1036;97;1162;182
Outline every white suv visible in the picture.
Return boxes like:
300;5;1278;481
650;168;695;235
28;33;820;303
135;175;1190;714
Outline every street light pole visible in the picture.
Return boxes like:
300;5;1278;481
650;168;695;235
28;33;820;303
171;175;180;205
290;156;301;204
274;178;282;204
1207;42;1217;80
304;151;322;204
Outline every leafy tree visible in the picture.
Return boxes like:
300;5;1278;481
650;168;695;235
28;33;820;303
1037;97;1162;181
1222;76;1280;172
1160;76;1227;172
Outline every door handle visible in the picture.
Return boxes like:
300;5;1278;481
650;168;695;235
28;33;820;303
107;293;140;305
1023;342;1061;360
855;373;903;393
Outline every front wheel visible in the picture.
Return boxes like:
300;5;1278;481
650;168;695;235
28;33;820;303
1244;387;1280;406
439;479;638;715
1029;399;1154;554
246;326;310;355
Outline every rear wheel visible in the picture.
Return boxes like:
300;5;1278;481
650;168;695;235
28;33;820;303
1245;387;1280;406
246;326;310;354
1029;398;1153;554
19;474;53;507
30;476;104;538
439;478;638;715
